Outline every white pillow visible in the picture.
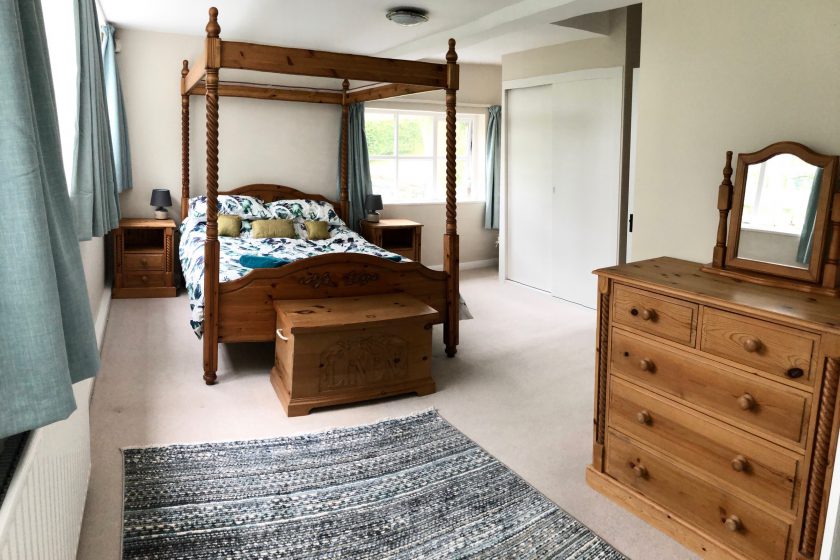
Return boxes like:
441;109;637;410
188;195;270;222
266;199;345;226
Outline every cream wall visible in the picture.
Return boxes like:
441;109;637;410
116;29;500;268
631;0;840;263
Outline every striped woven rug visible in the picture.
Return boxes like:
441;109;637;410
122;410;624;559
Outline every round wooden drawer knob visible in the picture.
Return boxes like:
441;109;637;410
724;515;742;532
637;410;652;425
742;337;762;353
738;393;756;411
639;358;655;372
633;464;648;479
640;308;656;321
141;275;149;283
140;258;148;266
731;455;749;472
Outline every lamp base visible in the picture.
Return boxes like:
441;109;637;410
154;209;169;220
366;212;381;223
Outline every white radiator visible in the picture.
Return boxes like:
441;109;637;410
0;378;93;560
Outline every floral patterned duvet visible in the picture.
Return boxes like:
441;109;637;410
179;212;406;338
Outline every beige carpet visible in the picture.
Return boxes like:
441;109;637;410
76;267;696;559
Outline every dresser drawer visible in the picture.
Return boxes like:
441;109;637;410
700;308;817;385
611;328;809;444
609;378;799;511
125;252;165;271
123;272;167;288
606;431;790;560
611;284;697;346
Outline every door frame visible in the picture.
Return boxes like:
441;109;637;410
499;66;626;283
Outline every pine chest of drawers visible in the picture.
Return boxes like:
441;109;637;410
587;257;840;560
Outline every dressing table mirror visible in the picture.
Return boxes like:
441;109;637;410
706;141;840;295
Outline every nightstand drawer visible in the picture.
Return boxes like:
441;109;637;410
609;377;799;511
125;253;164;271
700;308;817;385
123;272;167;288
610;328;809;445
606;430;791;560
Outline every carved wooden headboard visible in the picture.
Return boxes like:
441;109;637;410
221;183;338;205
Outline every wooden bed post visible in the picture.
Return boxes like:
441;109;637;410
203;7;222;385
443;39;459;358
180;60;190;221
340;79;350;225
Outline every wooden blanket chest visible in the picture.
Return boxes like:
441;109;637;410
271;293;437;416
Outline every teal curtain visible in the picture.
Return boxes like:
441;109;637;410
484;105;501;230
796;168;823;265
101;23;132;193
339;103;372;232
0;0;100;438
72;0;119;241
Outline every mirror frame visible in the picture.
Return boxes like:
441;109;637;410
725;141;838;283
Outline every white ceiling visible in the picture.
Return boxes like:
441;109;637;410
98;0;638;64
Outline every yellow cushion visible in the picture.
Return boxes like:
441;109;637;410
218;215;241;237
251;219;296;239
305;220;330;240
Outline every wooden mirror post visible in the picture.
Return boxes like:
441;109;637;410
443;39;459;358
203;7;221;385
712;151;733;268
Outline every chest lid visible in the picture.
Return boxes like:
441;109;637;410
273;293;438;334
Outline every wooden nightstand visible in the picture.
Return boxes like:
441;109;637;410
360;219;422;262
113;218;177;298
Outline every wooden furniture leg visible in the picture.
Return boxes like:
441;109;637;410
443;39;459;358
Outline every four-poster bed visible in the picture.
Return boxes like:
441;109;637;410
180;7;460;386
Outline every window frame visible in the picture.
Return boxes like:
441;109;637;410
365;107;485;205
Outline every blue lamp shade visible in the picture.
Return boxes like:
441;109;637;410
365;194;383;212
150;188;172;209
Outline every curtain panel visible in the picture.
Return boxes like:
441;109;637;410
0;0;100;439
72;0;120;240
796;168;823;265
101;23;132;193
484;105;501;230
340;103;373;232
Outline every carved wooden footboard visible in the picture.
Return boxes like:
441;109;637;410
216;253;449;343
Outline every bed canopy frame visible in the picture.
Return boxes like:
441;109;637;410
181;8;460;385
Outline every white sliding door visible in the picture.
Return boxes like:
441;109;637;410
504;68;624;308
506;85;553;292
551;72;623;308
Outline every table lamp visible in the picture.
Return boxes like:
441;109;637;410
365;194;383;223
150;189;172;220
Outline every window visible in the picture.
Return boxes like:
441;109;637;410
741;154;819;235
365;108;485;204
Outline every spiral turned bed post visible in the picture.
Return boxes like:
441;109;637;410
203;7;222;385
340;79;350;225
443;39;459;358
180;60;190;221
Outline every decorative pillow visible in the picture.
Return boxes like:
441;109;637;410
189;195;270;222
305;220;330;241
251;219;296;239
267;199;344;226
218;215;241;237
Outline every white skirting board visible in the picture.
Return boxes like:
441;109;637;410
427;258;498;272
0;286;110;560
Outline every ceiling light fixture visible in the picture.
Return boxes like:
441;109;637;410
386;7;429;26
